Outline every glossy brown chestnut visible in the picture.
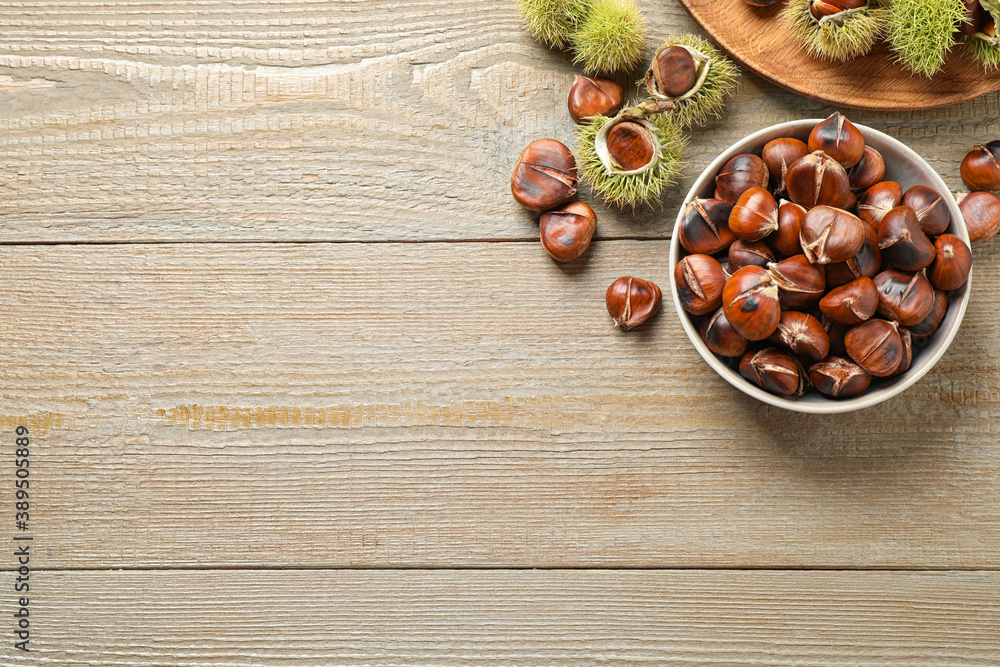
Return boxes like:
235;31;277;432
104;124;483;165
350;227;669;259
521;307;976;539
799;205;865;265
844;190;858;212
957;191;1000;242
809;355;872;398
648;45;697;99
730;187;779;241
844;318;904;377
819;277;878;325
901;184;950;236
768;311;831;362
722;265;782;341
856;181;902;229
539;202;597;262
762;137;809;198
873;269;935;327
768;254;826;310
606;276;662;330
678;198;737;255
877;205;936;271
674;254;726;316
928;233;972;291
511;139;578;212
890;328;913;377
810;0;866;19
566;75;624;123
716;153;770;205
808;112;865;169
824;223;882;287
907;289;947;342
739;348;806;396
700;307;749;358
959;0;985;35
960;140;1000;191
786;151;851;209
606;120;656;172
770;200;807;257
848;145;885;191
729;239;775;271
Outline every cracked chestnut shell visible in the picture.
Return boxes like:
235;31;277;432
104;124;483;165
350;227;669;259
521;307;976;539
786;151;851;209
769;200;807;257
819;277;878;325
678;198;737;255
961;140;1000;191
877;205;936;272
907;289;947;342
808;112;865;169
730;187;779;241
848;146;885;192
539;202;596;262
739;348;807;396
700;307;749;358
729;239;775;271
845;318;904;378
768;310;831;362
567;75;624;124
607;276;662;330
799;205;865;265
767;254;826;310
902;185;950;236
808;356;872;398
716;154;769;205
873;269;935;327
928;233;972;291
824;223;882;287
762;137;809;199
857;181;902;230
675;254;726;316
890;328;914;377
511;139;578;212
722;265;782;341
958;191;1000;243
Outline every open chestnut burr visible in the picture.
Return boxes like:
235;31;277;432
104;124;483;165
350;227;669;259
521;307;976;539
671;119;972;412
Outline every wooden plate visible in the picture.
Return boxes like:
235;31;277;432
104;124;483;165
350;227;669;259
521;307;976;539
678;0;1000;110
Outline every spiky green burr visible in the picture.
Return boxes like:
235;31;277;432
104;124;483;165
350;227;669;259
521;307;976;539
569;0;647;75
643;34;739;128
887;0;967;77
515;0;591;50
783;0;889;62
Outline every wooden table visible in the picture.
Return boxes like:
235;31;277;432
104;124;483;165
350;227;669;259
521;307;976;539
1;1;999;664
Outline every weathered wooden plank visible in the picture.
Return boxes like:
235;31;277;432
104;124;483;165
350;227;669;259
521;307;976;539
1;241;998;568
0;0;997;242
1;570;997;665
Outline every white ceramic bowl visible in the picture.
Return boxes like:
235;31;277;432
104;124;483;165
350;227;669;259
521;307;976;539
669;120;972;414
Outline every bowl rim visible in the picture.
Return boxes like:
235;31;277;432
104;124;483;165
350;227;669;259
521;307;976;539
668;119;972;414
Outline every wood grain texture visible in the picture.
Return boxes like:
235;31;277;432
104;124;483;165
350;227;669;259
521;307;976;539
680;0;1000;110
1;241;999;568
1;570;997;666
0;0;997;243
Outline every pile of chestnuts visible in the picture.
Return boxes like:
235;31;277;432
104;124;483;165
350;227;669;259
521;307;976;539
674;112;972;400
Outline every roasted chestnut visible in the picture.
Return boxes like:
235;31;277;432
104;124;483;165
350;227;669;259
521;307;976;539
606;276;662;330
928;233;972;291
877;205;936;271
957;191;1000;243
960;140;1000;191
678;198;738;255
768;310;831;361
768;254;826;309
799;205;865;265
786;151;851;209
729;239;776;271
808;112;865;169
539;202;597;262
901;184;950;236
762;137;809;198
722;265;782;341
808;355;872;398
567;75;625;124
675;254;726;316
716;153;770;204
873;269;935;327
700;307;749;357
907;289;947;341
729;187;779;241
857;181;902;229
511;138;578;212
824;223;882;287
844;318;904;377
769;200;807;257
848;145;886;191
890;328;913;377
819;276;878;325
739;348;806;396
